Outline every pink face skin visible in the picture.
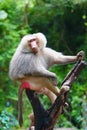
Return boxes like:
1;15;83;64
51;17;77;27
28;38;39;54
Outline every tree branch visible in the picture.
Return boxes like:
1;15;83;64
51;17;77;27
26;59;87;130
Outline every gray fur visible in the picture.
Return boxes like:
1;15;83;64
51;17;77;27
9;32;77;83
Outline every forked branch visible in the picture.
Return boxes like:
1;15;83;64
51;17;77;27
26;59;87;130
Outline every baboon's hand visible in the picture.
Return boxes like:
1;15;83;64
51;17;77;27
77;51;85;60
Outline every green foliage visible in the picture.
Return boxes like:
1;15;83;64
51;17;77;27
56;114;74;128
0;110;18;130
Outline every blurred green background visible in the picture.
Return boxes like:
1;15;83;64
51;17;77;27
0;0;87;129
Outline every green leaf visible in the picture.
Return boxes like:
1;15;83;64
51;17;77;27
82;14;86;19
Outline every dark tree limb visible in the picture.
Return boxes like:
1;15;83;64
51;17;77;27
45;60;87;129
26;90;49;130
26;59;87;130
